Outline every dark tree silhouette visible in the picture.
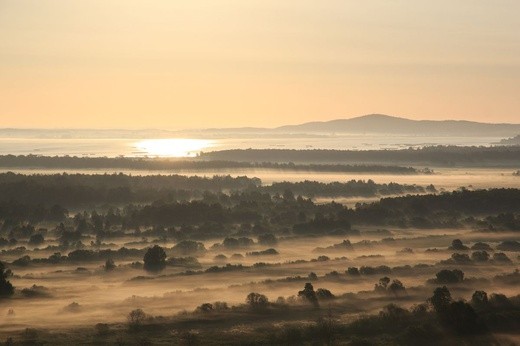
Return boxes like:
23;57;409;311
441;301;483;335
196;303;214;313
28;234;44;246
104;258;116;271
434;269;464;284
374;277;390;292
388;279;406;297
0;262;14;297
471;290;488;306
298;282;319;308
246;292;269;310
471;251;489;262
127;309;146;330
316;288;335;300
143;245;167;272
257;233;277;246
449;239;469;250
429;286;452;313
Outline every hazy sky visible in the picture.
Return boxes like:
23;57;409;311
1;0;519;129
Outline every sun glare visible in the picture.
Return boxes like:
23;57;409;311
134;139;214;157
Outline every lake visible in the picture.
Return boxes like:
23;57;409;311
0;134;504;158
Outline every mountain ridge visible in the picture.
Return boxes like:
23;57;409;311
1;114;519;138
274;114;520;136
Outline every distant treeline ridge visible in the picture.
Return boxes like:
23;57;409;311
0;155;420;173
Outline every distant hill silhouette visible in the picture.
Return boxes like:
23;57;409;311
1;114;520;138
275;114;520;136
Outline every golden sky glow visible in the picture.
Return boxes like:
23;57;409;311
1;0;519;129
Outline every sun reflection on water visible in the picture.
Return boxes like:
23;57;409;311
134;139;214;157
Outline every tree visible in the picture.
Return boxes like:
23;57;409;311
374;277;390;292
0;262;14;297
442;301;483;335
429;286;452;313
258;233;277;246
127;309;146;330
388;279;406;297
143;245;167;272
471;251;489;262
246;292;269;310
316;308;337;346
104;258;116;272
196;303;214;313
449;239;468;250
298;283;319;308
435;269;464;284
471;290;488;307
28;234;44;246
347;267;360;276
316;288;335;300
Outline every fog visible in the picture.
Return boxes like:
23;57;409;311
2;227;518;333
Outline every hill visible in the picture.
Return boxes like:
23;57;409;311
275;114;520;136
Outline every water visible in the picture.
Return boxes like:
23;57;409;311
0;134;503;158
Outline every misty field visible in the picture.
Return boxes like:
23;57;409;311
0;165;519;345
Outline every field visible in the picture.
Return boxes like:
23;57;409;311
0;155;519;345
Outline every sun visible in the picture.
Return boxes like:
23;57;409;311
134;139;214;157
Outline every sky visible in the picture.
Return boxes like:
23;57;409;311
1;0;519;129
